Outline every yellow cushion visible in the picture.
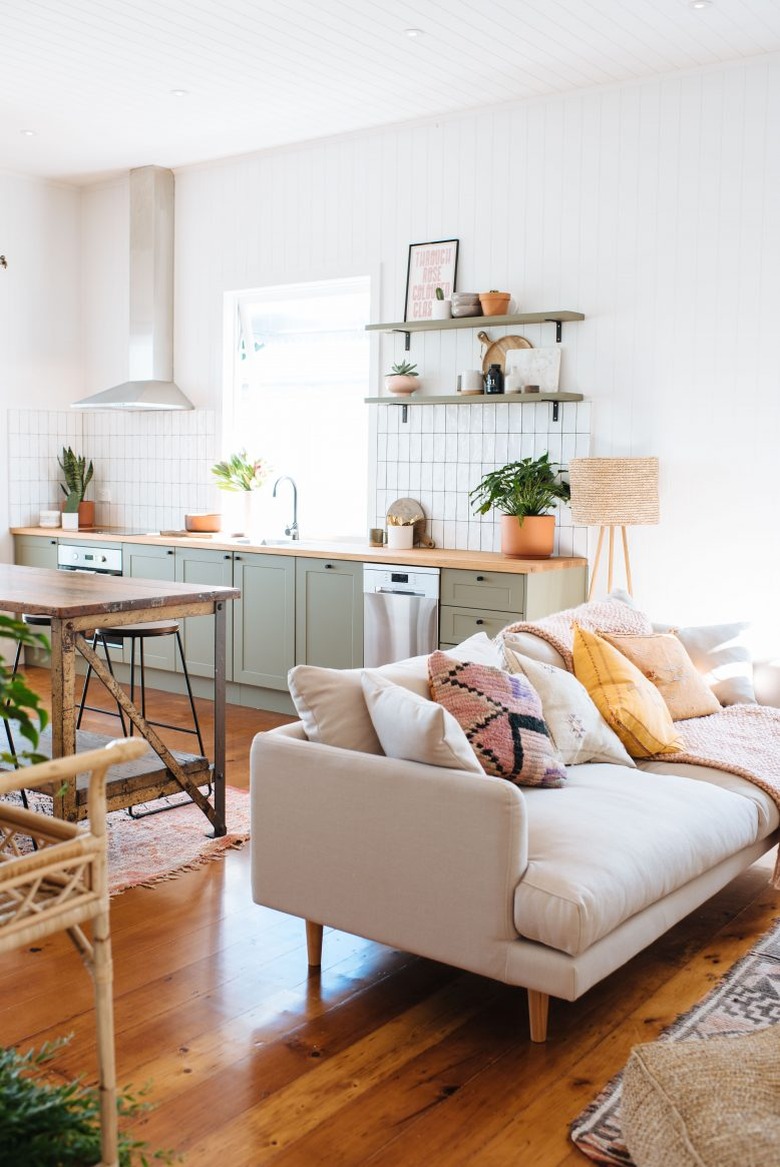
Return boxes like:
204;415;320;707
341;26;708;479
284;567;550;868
572;625;682;758
601;632;721;721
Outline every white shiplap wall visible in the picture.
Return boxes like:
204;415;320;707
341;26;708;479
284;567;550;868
81;53;780;641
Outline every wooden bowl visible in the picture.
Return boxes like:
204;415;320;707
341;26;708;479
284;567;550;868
184;513;222;533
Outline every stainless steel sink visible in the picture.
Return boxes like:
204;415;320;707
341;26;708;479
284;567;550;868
259;538;295;546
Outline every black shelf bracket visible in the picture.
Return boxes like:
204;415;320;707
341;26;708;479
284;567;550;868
547;319;564;343
392;328;412;351
401;403;409;424
552;401;560;422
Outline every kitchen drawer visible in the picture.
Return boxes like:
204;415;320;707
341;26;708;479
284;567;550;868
439;606;516;645
440;568;525;616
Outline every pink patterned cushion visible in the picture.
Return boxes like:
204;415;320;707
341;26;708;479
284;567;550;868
428;652;567;788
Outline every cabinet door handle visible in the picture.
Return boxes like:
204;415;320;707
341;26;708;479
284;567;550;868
50;539;57;545
167;549;174;555
235;555;242;561
324;563;333;569
223;554;232;560
476;575;485;582
476;619;485;625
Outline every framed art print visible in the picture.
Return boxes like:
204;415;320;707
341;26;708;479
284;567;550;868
404;238;459;322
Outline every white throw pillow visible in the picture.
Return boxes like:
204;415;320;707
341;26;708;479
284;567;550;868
501;631;567;670
652;621;755;706
361;671;483;772
503;646;636;767
288;632;504;753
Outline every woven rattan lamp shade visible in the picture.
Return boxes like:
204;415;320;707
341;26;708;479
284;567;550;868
569;458;659;527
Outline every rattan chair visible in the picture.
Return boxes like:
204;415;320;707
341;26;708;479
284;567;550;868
0;738;147;1167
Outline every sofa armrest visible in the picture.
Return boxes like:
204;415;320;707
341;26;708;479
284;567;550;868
250;729;528;980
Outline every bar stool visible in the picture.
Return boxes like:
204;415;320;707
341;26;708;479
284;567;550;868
77;620;205;758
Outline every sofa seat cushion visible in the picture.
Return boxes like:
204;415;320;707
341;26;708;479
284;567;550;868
639;759;780;838
513;763;760;956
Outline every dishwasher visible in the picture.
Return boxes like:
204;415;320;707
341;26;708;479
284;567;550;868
363;563;440;668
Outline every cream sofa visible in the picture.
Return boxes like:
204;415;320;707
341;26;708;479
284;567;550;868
250;638;779;1043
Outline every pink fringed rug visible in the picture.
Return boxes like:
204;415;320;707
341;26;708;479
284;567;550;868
6;786;251;895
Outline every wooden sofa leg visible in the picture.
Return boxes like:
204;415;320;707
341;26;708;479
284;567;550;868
528;989;549;1043
306;920;323;967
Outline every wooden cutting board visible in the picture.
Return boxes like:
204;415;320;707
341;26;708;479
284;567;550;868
477;330;533;373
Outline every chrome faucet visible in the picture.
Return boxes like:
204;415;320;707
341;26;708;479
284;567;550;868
272;476;299;540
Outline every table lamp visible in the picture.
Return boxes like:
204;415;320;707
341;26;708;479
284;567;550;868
569;457;659;600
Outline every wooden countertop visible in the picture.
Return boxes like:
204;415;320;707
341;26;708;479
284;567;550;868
11;527;586;575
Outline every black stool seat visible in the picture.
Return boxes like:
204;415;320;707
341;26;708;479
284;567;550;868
95;620;180;639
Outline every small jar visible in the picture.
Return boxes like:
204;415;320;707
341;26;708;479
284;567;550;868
484;363;504;395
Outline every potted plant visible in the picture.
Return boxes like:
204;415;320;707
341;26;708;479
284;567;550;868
469;453;570;559
385;360;420;397
211;449;271;537
478;290;511;316
58;447;94;530
431;286;451;320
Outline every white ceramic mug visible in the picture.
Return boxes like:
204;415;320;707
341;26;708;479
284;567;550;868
459;369;484;393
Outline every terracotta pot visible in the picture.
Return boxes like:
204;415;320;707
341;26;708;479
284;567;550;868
500;514;555;559
479;291;511;316
385;374;419;397
78;500;95;528
185;512;222;533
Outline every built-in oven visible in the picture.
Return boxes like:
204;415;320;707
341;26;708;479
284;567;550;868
57;543;123;576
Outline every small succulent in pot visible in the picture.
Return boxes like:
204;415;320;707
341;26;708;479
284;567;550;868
385;361;420;397
431;285;452;320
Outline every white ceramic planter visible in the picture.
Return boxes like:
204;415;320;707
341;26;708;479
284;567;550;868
61;511;79;531
386;525;414;550
431;299;452;320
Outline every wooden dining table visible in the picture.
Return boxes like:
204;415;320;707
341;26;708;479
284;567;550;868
0;564;239;835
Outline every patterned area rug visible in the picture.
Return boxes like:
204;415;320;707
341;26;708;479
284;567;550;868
4;786;251;896
570;917;780;1164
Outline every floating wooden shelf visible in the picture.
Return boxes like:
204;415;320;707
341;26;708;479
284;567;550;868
366;310;585;348
364;392;583;406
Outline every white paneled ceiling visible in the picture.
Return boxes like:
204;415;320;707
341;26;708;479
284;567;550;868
2;0;780;183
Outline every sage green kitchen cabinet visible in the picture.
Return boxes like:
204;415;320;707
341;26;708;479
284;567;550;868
295;557;363;669
122;544;177;672
438;564;587;649
174;547;235;680
14;535;58;570
233;552;296;689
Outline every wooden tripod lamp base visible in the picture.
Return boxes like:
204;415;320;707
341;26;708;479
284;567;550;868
588;525;633;601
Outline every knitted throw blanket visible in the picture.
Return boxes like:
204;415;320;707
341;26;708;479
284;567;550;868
501;600;654;671
668;704;780;887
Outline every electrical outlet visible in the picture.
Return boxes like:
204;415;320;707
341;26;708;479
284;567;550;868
97;486;112;503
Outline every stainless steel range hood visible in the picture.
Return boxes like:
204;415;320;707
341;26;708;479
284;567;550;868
73;166;194;411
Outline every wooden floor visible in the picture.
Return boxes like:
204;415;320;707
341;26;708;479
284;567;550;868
2;667;778;1165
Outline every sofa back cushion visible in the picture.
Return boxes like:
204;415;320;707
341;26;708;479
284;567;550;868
653;621;756;706
428;651;567;787
288;633;502;753
361;671;484;772
601;632;721;720
572;625;682;758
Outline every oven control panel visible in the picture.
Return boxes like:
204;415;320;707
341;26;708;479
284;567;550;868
57;543;123;574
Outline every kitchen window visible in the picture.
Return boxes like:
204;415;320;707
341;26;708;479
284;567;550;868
226;276;370;540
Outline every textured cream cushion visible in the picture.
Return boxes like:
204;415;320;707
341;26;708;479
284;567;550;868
622;1025;780;1167
502;630;567;670
288;633;503;753
361;671;483;772
503;647;636;767
601;632;721;720
513;762;760;955
572;625;682;758
675;623;756;706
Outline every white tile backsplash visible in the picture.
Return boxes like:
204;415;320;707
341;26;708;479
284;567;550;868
8;409;218;531
372;398;591;553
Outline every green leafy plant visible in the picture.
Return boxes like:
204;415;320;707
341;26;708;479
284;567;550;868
388;361;419;377
58;447;93;513
435;287;444;301
470;454;570;521
0;1037;175;1166
211;450;271;492
0;614;49;765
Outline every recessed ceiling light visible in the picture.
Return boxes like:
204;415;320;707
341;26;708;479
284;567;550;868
404;28;423;37
689;0;712;8
170;89;189;97
19;129;36;137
